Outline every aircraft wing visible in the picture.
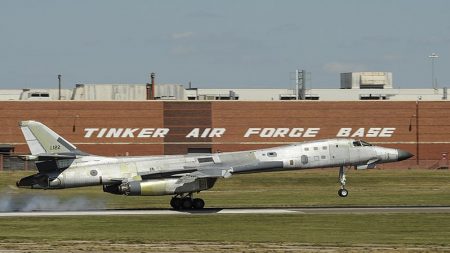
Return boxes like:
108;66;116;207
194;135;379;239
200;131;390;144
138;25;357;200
174;166;233;184
136;165;233;180
139;169;198;180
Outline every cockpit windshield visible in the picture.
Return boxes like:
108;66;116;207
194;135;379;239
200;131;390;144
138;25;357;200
352;141;362;147
360;140;372;146
352;140;373;147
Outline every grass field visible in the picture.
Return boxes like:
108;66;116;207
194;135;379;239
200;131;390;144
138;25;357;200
1;169;450;252
1;214;450;252
2;168;450;209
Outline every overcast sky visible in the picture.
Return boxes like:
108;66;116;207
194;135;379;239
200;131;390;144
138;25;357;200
1;0;449;89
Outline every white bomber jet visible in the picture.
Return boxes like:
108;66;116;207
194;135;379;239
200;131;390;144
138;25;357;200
16;121;413;209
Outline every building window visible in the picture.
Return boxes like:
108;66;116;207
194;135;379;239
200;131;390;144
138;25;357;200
188;148;212;154
280;96;296;100
322;146;327;150
314;147;318;150
30;92;50;97
305;96;320;100
304;147;309;151
321;155;326;159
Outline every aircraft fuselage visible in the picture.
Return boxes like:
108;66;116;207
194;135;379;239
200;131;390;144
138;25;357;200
18;138;409;195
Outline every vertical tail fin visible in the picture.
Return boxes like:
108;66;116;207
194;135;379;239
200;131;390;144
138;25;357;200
20;120;78;155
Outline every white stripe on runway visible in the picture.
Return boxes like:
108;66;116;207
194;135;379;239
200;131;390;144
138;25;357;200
1;206;450;217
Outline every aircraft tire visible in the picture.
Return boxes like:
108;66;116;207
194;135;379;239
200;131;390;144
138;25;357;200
181;198;193;209
192;198;205;209
170;197;182;210
338;189;348;197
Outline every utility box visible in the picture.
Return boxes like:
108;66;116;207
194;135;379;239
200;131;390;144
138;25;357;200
341;72;393;89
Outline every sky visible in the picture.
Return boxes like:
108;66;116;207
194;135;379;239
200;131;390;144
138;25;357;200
0;0;449;89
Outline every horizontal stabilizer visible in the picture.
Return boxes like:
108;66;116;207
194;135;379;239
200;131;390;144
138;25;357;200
18;153;77;161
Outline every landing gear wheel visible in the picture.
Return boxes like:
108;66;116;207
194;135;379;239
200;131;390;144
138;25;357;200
171;194;206;210
181;197;193;209
170;197;182;210
338;188;348;197
192;198;205;209
337;166;349;198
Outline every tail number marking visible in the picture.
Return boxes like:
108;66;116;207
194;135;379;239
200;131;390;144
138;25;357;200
49;144;61;151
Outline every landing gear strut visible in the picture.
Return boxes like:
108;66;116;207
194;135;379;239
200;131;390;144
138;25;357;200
170;193;205;210
338;166;348;197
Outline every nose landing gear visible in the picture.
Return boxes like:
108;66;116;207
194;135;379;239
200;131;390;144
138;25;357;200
338;188;348;197
338;166;349;197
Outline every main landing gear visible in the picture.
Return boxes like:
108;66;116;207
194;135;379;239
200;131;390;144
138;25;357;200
170;193;205;210
338;166;349;197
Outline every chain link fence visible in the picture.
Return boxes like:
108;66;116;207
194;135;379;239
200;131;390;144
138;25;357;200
0;155;37;171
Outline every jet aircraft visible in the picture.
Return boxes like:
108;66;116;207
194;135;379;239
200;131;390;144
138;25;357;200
16;121;413;209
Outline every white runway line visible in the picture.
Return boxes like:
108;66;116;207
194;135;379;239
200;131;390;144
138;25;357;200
296;206;450;214
0;207;450;217
216;209;297;214
0;209;297;217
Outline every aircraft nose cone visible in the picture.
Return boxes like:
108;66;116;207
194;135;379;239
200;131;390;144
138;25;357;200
398;150;414;161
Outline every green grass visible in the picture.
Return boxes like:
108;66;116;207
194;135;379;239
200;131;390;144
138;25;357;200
1;214;450;246
1;169;450;249
2;169;450;208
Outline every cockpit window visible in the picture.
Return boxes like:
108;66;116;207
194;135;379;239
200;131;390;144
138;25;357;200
352;141;362;147
360;141;372;146
353;140;372;147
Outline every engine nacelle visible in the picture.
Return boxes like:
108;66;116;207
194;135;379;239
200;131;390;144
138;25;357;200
103;178;217;196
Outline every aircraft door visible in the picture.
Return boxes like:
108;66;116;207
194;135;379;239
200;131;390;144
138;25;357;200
329;142;349;166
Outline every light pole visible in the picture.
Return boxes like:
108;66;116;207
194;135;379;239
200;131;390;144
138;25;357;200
428;53;439;89
58;74;62;100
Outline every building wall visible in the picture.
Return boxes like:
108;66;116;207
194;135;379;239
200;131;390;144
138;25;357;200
0;101;165;156
1;85;448;101
163;102;212;154
1;101;449;169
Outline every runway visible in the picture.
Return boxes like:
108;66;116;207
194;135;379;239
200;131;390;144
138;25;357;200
1;206;450;217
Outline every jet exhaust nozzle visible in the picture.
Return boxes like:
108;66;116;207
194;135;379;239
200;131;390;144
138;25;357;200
16;173;62;189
